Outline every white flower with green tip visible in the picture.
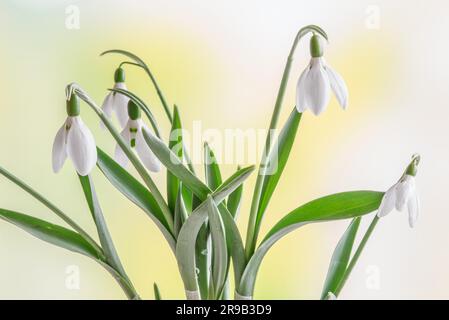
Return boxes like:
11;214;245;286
377;155;420;228
115;101;161;172
101;67;130;128
296;34;348;115
52;95;97;176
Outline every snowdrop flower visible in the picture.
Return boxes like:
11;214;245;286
101;67;130;128
377;155;421;228
52;95;97;176
115;100;161;172
296;34;348;115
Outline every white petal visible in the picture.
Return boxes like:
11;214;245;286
295;63;310;113
304;58;331;115
114;121;131;168
395;176;414;211
135;125;161;172
101;93;114;118
407;193;419;228
113;82;130;128
51;121;68;173
100;93;114;129
377;184;397;218
66;117;97;176
325;64;348;109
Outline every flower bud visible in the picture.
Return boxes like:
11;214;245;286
310;34;323;58
66;94;80;116
128;100;141;120
114;67;126;83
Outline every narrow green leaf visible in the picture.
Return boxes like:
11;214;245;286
153;282;162;300
96;147;176;251
238;191;384;297
174;185;188;237
204;142;223;191
227;166;243;219
142;129;255;203
255;109;301;230
142;129;210;199
321;217;361;299
0;208;104;260
0;165;101;253
175;199;210;293
207;196;228;299
167;105;183;213
213;166;254;204
78;175;127;277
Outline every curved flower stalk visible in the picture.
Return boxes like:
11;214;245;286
245;25;328;259
101;67;130;128
115;101;161;172
52;94;97;176
296;34;348;115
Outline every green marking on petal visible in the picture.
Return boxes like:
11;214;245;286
131;138;136;147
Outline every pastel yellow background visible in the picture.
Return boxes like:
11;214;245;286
0;0;446;299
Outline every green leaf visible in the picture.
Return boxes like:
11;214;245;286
174;185;188;237
96;147;176;251
256;109;302;231
142;129;255;203
321;217;361;299
213;166;254;204
167;105;183;213
227;167;243;219
0;165;101;253
153;282;162;300
108;88;161;138
175;199;211;293
204;142;223;191
238;191;384;297
78;175;127;276
218;204;246;289
207;196;228;299
0;208;104;260
142;129;210;199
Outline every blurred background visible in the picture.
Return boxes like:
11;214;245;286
0;0;447;299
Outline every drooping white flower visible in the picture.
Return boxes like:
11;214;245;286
114;101;161;172
377;155;420;228
296;35;348;115
101;67;130;128
52;95;97;176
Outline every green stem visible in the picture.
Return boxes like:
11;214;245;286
69;84;174;234
0;166;103;255
334;215;380;297
244;25;327;258
244;34;300;259
100;261;140;299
